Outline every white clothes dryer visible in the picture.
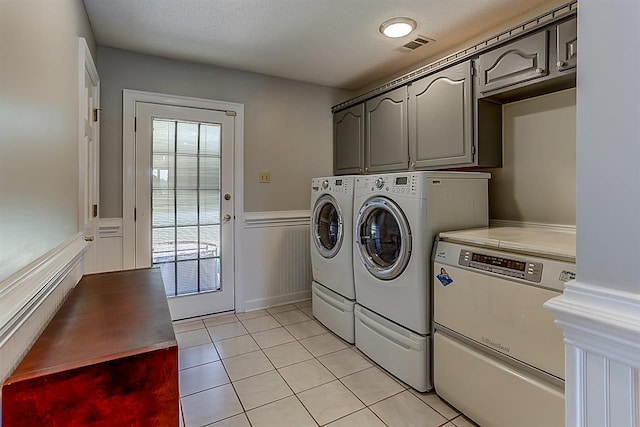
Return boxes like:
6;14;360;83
310;176;356;343
352;171;489;391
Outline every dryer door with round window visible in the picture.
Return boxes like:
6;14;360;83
356;197;412;280
312;194;344;259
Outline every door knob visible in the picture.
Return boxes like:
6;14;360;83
224;193;231;200
223;214;231;222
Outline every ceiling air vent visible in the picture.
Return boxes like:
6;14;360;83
396;35;434;53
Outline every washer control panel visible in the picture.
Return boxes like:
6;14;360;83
311;177;352;194
367;174;418;194
458;249;543;283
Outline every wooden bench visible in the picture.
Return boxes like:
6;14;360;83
2;268;178;426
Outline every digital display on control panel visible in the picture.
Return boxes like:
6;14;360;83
335;179;342;185
471;253;526;271
395;177;408;185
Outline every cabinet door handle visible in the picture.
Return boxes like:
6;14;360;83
557;60;566;68
535;68;544;74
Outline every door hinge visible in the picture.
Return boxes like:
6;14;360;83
92;108;101;122
93;204;98;218
134;208;137;221
134;117;137;132
225;111;237;117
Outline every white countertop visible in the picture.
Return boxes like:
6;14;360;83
439;226;576;262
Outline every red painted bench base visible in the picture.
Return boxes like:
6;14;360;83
2;269;179;426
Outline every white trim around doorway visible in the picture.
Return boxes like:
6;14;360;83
122;90;246;312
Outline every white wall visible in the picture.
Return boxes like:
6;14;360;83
576;1;640;294
97;47;352;217
543;2;640;425
0;0;95;282
0;0;96;397
488;89;576;225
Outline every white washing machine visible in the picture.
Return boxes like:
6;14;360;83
352;171;490;391
433;226;576;427
310;176;356;343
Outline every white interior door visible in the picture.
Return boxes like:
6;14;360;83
135;102;235;319
78;38;100;272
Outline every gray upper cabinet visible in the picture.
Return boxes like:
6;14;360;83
478;30;548;95
408;60;473;169
556;18;577;72
365;86;409;173
334;103;365;175
332;10;575;174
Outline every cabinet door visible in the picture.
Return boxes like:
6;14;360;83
409;61;473;169
556;18;577;72
333;103;365;174
365;86;409;173
478;30;548;94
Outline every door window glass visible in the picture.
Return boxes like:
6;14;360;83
151;119;222;297
317;202;340;250
362;208;402;267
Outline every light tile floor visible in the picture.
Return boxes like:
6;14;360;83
174;299;479;427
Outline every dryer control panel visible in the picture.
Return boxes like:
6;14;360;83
458;249;543;283
311;177;353;194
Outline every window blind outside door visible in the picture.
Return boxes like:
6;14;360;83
151;119;221;297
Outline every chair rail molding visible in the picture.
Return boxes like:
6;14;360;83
545;281;640;427
0;233;88;383
244;210;310;228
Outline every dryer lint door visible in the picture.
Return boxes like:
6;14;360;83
355;196;412;280
312;194;344;259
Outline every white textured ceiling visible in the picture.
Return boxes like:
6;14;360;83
83;0;552;90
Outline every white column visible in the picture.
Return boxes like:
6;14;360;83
544;1;640;426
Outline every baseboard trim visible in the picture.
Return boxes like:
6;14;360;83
243;290;312;312
244;210;310;228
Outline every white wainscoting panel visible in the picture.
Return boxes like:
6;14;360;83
94;218;123;273
545;281;640;427
0;234;88;385
241;211;311;311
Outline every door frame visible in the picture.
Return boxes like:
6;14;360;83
78;37;100;271
122;90;245;312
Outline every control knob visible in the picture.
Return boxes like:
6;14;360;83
375;177;385;190
321;179;329;189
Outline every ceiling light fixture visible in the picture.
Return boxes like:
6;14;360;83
379;17;417;38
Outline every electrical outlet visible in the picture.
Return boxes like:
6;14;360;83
259;171;271;183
